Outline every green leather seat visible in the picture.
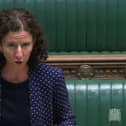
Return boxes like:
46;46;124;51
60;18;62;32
1;0;126;52
66;80;126;126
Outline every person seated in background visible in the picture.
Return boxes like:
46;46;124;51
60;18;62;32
0;8;76;126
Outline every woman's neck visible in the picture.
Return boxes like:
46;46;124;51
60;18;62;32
1;64;29;83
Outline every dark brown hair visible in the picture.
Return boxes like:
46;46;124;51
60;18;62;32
0;8;48;70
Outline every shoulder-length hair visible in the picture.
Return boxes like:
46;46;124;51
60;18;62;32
0;8;48;71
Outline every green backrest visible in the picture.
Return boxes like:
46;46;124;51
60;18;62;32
66;80;126;126
0;0;126;52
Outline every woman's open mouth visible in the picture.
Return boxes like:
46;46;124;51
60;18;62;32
15;61;23;64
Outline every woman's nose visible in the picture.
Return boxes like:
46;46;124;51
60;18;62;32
15;45;23;59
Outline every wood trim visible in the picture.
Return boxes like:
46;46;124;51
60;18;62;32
46;54;126;79
47;54;126;62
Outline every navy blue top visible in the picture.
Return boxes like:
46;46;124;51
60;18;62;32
0;63;76;126
1;77;30;126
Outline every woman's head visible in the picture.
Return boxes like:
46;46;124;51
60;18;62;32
0;8;48;70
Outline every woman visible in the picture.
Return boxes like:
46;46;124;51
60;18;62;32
0;8;76;126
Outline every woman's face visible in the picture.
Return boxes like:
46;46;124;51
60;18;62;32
0;30;34;66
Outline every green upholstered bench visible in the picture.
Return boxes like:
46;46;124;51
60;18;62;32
49;51;126;56
66;80;126;126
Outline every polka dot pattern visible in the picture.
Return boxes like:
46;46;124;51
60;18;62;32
28;63;76;126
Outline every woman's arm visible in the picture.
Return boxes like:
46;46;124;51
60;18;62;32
53;69;76;126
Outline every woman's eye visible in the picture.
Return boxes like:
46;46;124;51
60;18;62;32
22;43;30;47
8;43;16;48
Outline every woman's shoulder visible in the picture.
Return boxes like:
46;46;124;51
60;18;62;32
34;63;64;77
29;63;65;87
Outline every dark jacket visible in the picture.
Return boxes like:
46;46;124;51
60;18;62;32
0;63;76;126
